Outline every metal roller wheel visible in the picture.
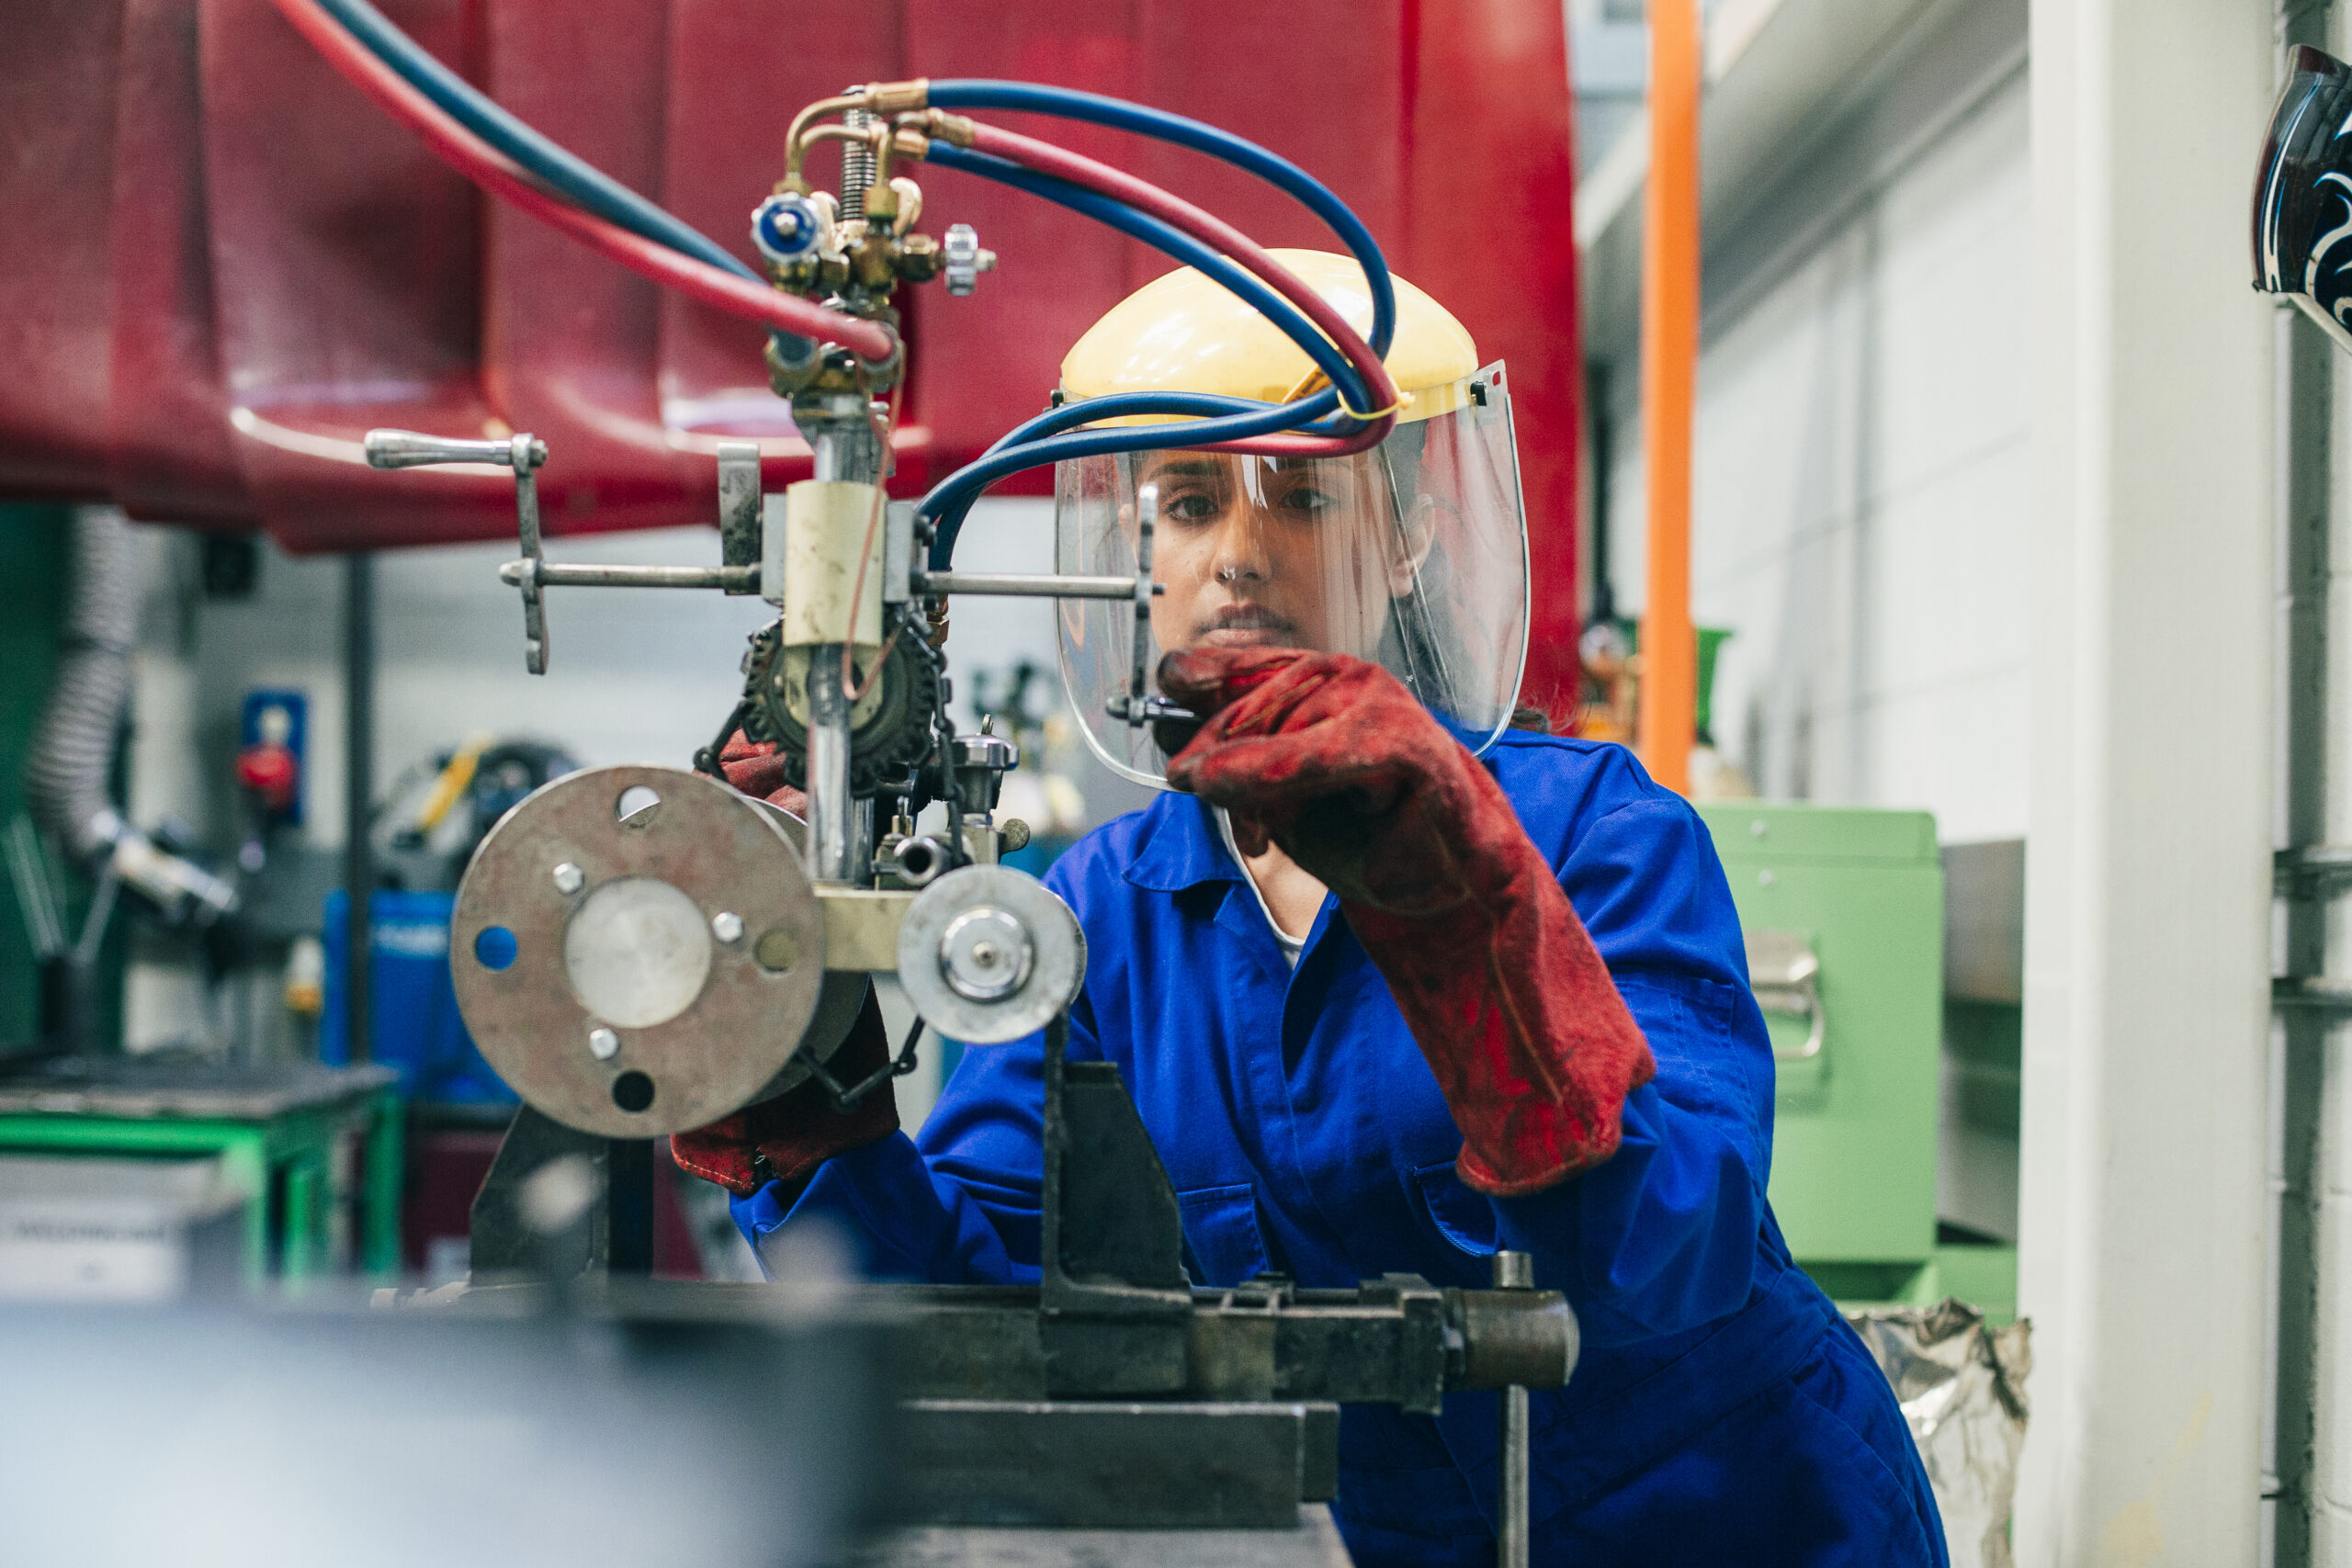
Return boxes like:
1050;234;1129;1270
895;864;1087;1045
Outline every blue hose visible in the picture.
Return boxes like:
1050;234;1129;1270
313;0;754;282
925;144;1374;412
925;81;1396;355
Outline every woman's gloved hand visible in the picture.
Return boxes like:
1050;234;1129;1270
713;728;804;811
669;731;897;1199
670;952;899;1198
1156;648;1657;1196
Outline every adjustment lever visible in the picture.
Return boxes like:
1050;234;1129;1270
366;429;551;674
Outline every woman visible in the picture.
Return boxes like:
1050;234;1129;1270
676;254;1944;1567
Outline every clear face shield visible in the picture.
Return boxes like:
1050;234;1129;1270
1057;363;1530;787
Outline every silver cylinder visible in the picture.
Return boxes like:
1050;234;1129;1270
806;646;855;884
792;391;883;886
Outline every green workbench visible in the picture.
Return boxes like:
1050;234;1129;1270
1696;802;2017;1320
0;1057;402;1284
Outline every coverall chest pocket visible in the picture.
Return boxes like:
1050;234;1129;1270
1177;1183;1272;1286
1413;1160;1498;1258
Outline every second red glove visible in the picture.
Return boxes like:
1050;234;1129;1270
669;732;898;1199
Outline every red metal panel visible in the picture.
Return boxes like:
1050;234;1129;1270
1403;0;1584;715
477;0;692;536
199;0;506;551
0;2;124;497
658;0;899;479
899;0;1143;492
0;0;1579;688
108;0;247;526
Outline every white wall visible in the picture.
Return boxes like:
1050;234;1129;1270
1601;73;2032;844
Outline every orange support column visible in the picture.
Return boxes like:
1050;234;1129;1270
1636;0;1701;795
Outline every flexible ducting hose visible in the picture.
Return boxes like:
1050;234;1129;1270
25;511;237;924
26;510;138;864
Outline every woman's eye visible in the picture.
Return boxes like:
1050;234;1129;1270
1279;487;1340;515
1163;491;1221;522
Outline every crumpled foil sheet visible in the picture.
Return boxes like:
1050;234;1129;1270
1847;1299;2032;1568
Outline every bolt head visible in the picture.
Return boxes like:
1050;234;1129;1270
587;1026;619;1061
712;910;744;944
552;862;584;895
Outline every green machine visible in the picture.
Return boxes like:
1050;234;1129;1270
1695;802;2017;1317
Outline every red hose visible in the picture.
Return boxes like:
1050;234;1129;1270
265;0;895;362
966;123;1398;457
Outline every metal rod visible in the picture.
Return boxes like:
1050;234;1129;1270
342;552;376;1064
1493;1248;1532;1568
794;392;878;885
910;571;1158;601
807;645;855;882
499;561;761;592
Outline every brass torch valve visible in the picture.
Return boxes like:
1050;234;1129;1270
755;85;993;393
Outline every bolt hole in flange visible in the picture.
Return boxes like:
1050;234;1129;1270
611;1070;656;1112
754;927;801;973
615;784;662;827
474;925;519;971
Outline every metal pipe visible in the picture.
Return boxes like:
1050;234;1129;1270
2273;19;2336;1563
1493;1248;1532;1568
343;552;376;1064
911;571;1153;600
797;392;878;885
1634;0;1701;795
499;561;760;592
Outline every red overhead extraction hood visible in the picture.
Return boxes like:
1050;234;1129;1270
0;0;1583;705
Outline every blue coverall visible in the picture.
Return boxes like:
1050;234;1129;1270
734;730;1947;1566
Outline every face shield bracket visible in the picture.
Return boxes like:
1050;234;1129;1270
1101;484;1197;729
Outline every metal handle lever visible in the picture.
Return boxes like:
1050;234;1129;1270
363;429;547;472
365;429;550;673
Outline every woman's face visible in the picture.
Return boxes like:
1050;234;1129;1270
1138;450;1425;660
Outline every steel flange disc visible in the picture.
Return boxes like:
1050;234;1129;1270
452;764;825;1136
895;864;1086;1045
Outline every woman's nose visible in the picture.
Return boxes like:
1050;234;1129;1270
1211;508;1272;583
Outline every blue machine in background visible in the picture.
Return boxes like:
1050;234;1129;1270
321;890;514;1106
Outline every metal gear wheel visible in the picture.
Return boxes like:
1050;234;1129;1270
740;610;941;797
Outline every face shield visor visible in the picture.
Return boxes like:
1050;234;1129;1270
1057;362;1530;787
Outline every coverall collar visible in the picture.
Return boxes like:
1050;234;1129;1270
1117;791;1245;895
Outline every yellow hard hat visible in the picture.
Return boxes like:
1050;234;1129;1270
1058;250;1480;423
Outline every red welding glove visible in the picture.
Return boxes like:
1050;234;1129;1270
1158;649;1657;1196
668;732;899;1198
714;728;805;812
670;987;899;1197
